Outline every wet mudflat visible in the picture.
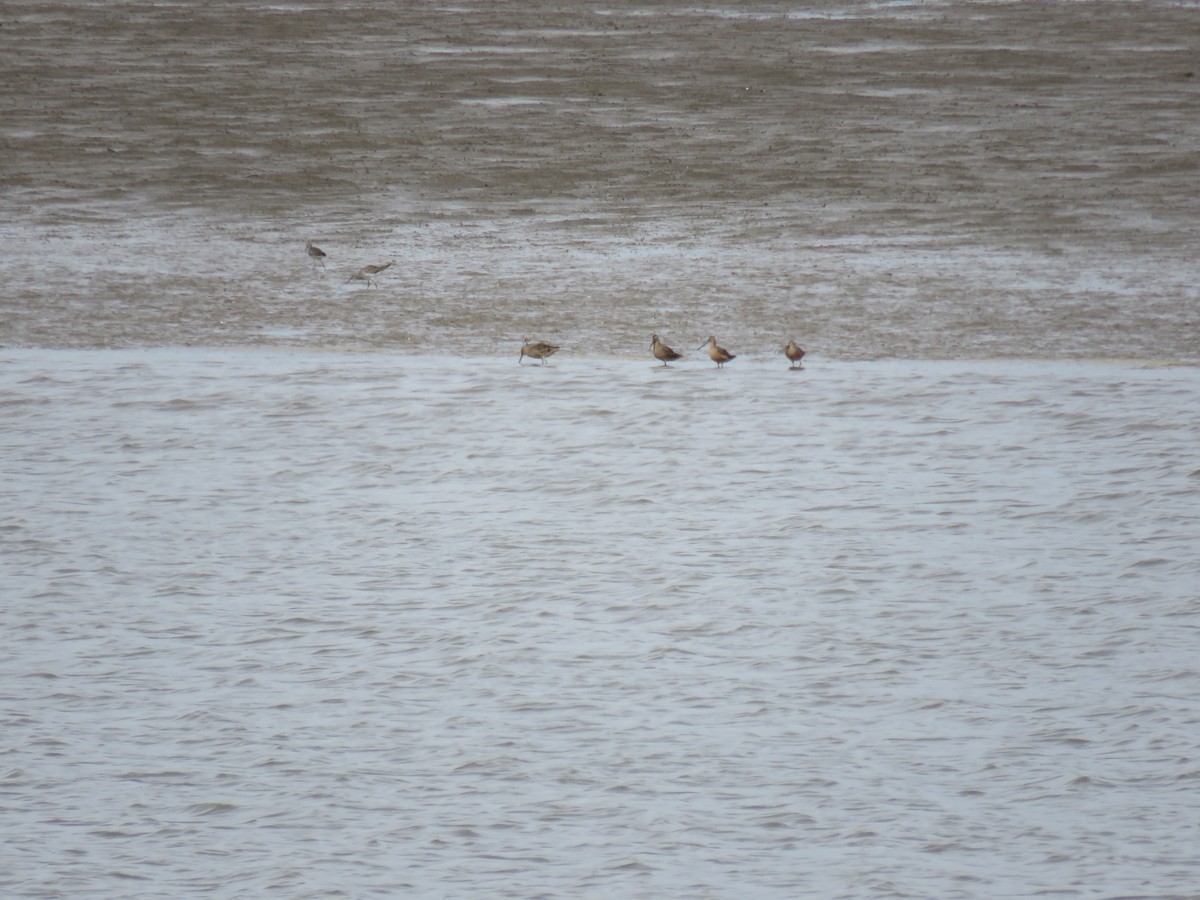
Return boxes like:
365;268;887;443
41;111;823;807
3;2;1200;897
1;0;1198;359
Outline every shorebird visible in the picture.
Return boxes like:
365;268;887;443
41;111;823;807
650;334;683;367
520;336;560;365
784;340;806;369
305;241;327;269
699;335;736;368
348;261;393;288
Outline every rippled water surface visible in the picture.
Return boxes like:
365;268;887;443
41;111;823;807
3;350;1199;897
4;0;1200;894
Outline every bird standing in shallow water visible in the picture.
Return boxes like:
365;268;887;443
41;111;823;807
520;337;560;365
348;261;393;288
650;334;683;367
699;335;736;368
306;241;327;270
785;340;806;369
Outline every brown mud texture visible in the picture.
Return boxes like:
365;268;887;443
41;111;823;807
2;1;1198;359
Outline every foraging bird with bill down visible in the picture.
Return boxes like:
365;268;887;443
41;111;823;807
519;337;560;365
650;334;683;367
348;261;393;288
699;335;736;368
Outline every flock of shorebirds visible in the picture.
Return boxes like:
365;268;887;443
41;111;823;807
306;240;394;288
306;241;806;370
521;335;805;369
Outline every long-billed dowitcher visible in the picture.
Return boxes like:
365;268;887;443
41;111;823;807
348;261;393;288
699;335;736;368
305;241;327;269
520;336;560;365
650;334;683;367
784;340;806;369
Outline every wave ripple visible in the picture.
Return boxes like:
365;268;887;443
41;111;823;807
2;350;1199;897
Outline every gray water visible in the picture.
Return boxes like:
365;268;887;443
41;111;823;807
3;350;1199;897
5;0;1200;895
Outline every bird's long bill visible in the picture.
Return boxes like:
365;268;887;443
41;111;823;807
697;342;707;350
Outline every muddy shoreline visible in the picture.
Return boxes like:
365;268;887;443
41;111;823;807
2;1;1197;359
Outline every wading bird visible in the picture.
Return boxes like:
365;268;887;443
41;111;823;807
784;340;806;369
650;334;683;367
699;335;736;368
305;241;327;270
348;261;393;288
520;336;560;365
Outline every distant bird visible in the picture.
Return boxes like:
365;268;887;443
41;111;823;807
650;334;683;367
784;340;806;369
348;261;393;288
699;335;736;368
520;336;560;365
306;241;327;270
